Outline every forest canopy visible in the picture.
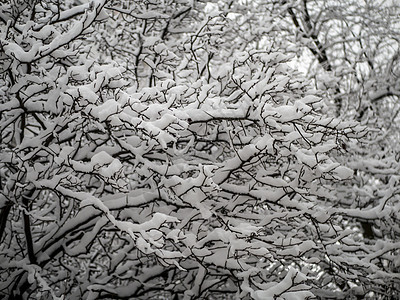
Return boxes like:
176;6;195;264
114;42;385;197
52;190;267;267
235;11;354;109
0;0;399;299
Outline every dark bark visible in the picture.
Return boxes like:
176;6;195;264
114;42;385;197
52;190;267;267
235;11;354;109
285;0;343;115
0;204;12;243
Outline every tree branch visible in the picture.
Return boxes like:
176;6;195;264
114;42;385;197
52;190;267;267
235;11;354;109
22;193;37;265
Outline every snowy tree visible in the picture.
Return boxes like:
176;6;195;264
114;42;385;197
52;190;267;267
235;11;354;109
274;1;400;297
0;1;398;300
